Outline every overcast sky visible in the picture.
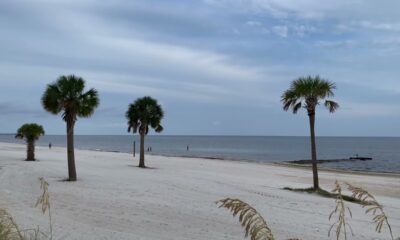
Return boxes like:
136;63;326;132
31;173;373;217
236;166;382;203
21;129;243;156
1;0;399;136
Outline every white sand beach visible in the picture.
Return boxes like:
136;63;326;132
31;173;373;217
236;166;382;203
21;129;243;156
0;142;399;240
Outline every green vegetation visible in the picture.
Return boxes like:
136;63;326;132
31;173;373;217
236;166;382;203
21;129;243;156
41;75;99;181
15;123;45;161
281;75;339;189
126;96;164;168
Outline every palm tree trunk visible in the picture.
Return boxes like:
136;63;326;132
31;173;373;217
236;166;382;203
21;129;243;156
66;120;77;181
26;139;35;161
139;132;145;168
308;111;319;189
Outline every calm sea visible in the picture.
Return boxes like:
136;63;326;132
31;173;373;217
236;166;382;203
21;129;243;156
1;135;399;173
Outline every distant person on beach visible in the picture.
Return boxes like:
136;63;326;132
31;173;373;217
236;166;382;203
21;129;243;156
187;145;189;151
49;143;52;149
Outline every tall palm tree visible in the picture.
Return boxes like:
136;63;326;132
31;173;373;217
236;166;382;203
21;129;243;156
126;96;164;168
42;75;99;181
281;75;339;189
15;123;45;161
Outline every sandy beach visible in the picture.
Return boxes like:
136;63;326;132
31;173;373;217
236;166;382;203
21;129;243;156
0;142;399;239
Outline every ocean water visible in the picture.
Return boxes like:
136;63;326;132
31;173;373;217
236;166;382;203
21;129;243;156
1;135;399;173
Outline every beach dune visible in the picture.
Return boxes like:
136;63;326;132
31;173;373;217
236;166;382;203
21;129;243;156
0;142;399;239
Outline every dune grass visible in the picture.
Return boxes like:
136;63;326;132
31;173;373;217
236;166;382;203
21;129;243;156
216;198;276;240
329;181;354;240
0;178;52;240
218;181;397;240
345;182;395;240
0;208;24;240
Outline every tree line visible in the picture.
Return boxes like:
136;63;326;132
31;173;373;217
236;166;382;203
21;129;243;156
16;74;338;191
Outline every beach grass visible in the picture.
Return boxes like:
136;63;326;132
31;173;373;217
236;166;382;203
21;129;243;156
0;178;52;240
219;182;397;240
216;198;277;240
0;208;24;240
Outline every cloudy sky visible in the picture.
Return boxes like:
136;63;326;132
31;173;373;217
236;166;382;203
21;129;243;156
1;0;399;136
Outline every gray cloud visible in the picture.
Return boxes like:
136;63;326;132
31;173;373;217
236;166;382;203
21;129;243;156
0;101;47;118
272;25;288;37
0;0;399;135
315;40;358;49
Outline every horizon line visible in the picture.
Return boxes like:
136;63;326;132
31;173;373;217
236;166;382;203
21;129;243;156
1;133;399;138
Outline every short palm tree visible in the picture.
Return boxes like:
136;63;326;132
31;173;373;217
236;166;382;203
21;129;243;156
281;75;339;189
126;96;164;168
15;123;45;161
42;75;99;181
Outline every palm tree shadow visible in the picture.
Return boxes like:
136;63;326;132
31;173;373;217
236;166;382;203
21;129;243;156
57;178;79;182
127;165;158;170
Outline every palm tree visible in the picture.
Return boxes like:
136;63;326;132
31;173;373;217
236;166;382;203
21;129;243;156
281;75;339;189
126;96;164;168
41;75;99;181
15;123;45;161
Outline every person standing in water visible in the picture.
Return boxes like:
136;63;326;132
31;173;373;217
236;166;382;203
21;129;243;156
49;142;52;149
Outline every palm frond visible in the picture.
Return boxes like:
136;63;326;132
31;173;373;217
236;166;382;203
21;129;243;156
292;102;302;114
345;183;394;240
42;75;99;122
282;75;338;115
15;124;45;140
41;84;62;114
126;96;164;135
154;125;163;133
324;100;339;113
77;88;100;118
216;198;275;240
281;89;300;112
15;133;24;139
57;75;85;96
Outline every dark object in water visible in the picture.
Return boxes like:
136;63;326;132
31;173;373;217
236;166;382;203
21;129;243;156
349;156;372;160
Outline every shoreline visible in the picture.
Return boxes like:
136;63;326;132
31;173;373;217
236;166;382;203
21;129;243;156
274;162;400;178
155;153;400;177
3;141;400;177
